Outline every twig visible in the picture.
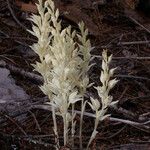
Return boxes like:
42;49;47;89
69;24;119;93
0;113;27;136
101;36;119;48
32;105;150;132
28;110;41;132
0;102;149;132
23;138;56;148
6;0;27;30
115;75;150;82
0;46;19;54
0;132;54;139
109;117;150;132
0;30;9;37
118;40;150;46
0;29;29;47
129;16;150;34
0;132;56;149
107;143;149;150
120;95;150;105
0;36;37;43
118;86;129;102
0;97;48;125
103;125;127;139
133;80;150;93
93;55;150;60
110;105;138;121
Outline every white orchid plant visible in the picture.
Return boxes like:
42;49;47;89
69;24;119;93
28;0;119;149
87;50;119;149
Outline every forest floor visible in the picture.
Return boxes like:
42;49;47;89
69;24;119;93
0;0;150;149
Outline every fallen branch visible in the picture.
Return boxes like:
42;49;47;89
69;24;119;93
0;101;149;132
32;104;150;132
0;60;43;84
1;60;150;89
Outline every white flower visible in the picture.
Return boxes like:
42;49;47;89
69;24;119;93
109;67;117;77
88;97;100;111
68;91;82;105
45;54;51;64
108;78;119;91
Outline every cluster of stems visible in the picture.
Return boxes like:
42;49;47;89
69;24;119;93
28;0;118;149
28;0;92;148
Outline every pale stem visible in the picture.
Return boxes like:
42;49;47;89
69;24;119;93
71;104;75;148
79;100;83;149
52;106;60;149
63;114;68;146
79;96;85;150
86;117;99;150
